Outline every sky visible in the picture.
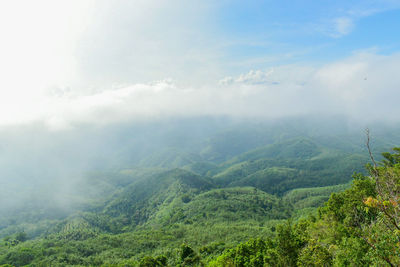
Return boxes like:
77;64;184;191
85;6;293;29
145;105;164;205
0;0;400;129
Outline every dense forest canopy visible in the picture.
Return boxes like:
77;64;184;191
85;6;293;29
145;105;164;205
1;117;400;266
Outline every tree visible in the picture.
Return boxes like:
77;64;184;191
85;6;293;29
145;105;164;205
361;147;400;266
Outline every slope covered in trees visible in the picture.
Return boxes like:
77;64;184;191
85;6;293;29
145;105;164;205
2;148;399;266
209;147;400;266
1;119;400;266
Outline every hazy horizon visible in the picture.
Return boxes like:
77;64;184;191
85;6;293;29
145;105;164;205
1;0;400;230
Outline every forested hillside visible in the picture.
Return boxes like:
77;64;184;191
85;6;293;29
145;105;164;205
2;0;400;265
208;148;400;266
0;119;399;266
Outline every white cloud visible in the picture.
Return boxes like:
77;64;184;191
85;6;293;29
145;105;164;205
315;16;355;38
219;69;277;85
0;0;94;126
0;52;396;130
332;17;355;37
72;0;221;87
317;3;400;38
0;0;222;128
0;2;399;129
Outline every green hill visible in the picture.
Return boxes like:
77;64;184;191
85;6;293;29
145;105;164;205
210;138;366;195
103;169;214;225
138;148;203;168
180;187;290;223
1;119;400;266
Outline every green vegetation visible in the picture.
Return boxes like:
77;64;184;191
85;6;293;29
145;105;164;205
208;147;400;266
1;121;399;266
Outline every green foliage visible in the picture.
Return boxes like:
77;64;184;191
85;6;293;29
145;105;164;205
1;122;399;267
211;140;366;195
283;183;350;204
297;240;332;267
181;187;291;223
14;232;27;243
1;246;39;266
209;238;268;267
178;244;201;266
139;255;167;266
207;147;400;267
275;221;307;266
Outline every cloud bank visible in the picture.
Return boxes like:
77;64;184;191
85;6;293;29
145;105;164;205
0;52;396;130
0;1;399;131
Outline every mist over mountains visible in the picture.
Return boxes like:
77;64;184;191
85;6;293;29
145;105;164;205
1;1;400;265
1;115;399;219
1;114;400;265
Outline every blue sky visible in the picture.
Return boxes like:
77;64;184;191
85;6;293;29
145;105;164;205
211;1;400;71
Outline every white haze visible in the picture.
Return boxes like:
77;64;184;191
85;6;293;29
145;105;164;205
0;1;399;221
0;1;399;130
0;51;397;131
